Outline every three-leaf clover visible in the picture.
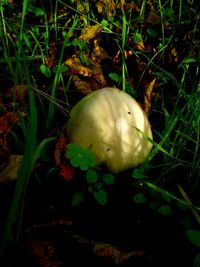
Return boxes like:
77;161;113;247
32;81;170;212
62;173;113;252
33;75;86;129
66;144;96;171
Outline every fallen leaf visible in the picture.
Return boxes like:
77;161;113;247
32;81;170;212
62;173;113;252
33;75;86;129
93;242;144;264
26;233;62;267
143;78;157;116
0;112;23;148
45;42;57;68
54;134;67;166
93;0;116;16
59;163;74;181
169;46;178;63
91;40;110;64
65;55;93;77
147;0;161;24
64;55;107;93
6;84;28;104
0;154;23;182
79;24;102;42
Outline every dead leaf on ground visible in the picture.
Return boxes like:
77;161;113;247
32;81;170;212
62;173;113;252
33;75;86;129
79;24;102;43
122;2;140;14
0;154;23;182
26;233;63;267
75;0;90;15
25;223;145;266
45;42;57;68
146;0;161;24
59;163;74;181
54;134;67;166
54;134;75;181
90;39;110;64
6;84;28;104
143;77;157;116
93;0;116;16
64;54;108;93
0;112;25;148
93;242;145;264
65;55;93;77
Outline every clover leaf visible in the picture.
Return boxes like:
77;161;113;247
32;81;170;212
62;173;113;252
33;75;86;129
66;144;96;171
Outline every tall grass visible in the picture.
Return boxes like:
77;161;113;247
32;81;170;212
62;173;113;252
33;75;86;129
0;0;56;256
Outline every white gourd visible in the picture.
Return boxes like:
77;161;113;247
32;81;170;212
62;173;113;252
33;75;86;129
66;87;153;173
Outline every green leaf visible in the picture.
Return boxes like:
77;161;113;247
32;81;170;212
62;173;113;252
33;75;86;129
94;190;107;205
102;173;115;185
193;254;200;267
72;192;84;206
28;4;44;16
94;182;103;191
31;25;40;36
132;32;143;43
182;57;196;64
109;73;122;83
147;27;158;38
66;144;96;171
158;205;173;216
54;64;69;73
40;64;51;77
86;169;99;184
187;229;200;248
23;33;32;51
88;186;93;193
34;7;45;16
132;168;147;179
133;193;146;203
101;19;109;29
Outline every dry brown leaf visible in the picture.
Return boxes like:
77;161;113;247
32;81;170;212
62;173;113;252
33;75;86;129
169;46;178;63
64;54;108;93
6;84;28;104
0;154;23;182
93;242;144;264
59;163;74;181
0;112;21;147
144;78;157;116
79;24;102;42
91;40;110;63
123;2;140;14
26;233;62;267
65;56;93;77
74;0;89;14
72;76;94;94
147;0;161;24
93;0;116;16
54;134;67;166
45;42;57;68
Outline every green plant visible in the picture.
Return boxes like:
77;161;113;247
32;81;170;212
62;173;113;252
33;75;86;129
66;143;96;171
187;230;200;267
66;144;115;205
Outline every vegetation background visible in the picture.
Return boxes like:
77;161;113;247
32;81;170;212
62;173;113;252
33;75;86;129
0;0;200;266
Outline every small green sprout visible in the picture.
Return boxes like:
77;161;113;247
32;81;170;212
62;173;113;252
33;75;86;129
86;169;99;184
158;205;173;216
187;229;200;248
66;144;96;171
133;193;146;203
102;173;115;185
94;190;107;205
72;192;84;206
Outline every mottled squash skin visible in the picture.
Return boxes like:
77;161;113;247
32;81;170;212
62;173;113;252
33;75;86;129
66;87;153;173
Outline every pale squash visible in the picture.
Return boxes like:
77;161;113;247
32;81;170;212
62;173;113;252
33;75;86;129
66;87;153;173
